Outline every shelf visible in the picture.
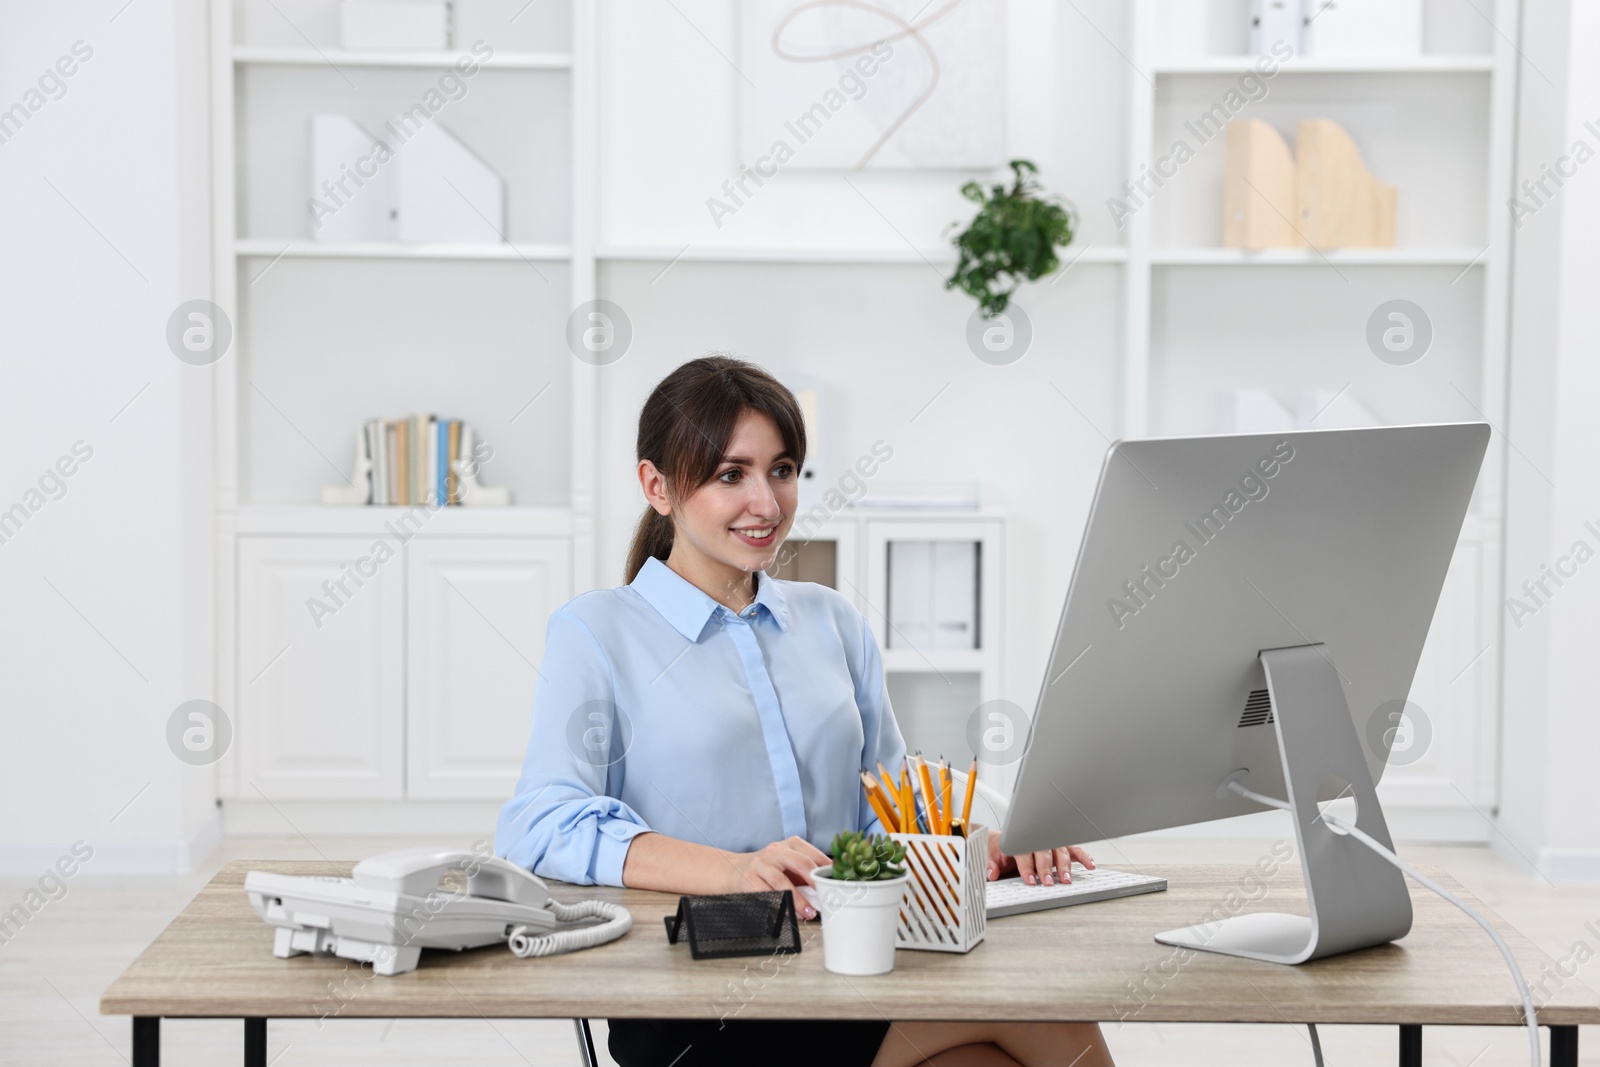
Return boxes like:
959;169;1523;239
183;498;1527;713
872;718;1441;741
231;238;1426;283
235;240;572;261
1150;247;1487;267
596;244;1127;266
787;505;1008;526
1153;55;1493;75
230;505;573;537
881;649;992;674
232;47;572;70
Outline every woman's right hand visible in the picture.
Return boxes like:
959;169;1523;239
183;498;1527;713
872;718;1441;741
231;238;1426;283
724;836;831;918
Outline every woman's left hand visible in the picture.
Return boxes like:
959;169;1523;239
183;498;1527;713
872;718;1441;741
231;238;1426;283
987;834;1095;886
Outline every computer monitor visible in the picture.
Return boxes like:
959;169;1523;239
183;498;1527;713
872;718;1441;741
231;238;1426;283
999;422;1490;963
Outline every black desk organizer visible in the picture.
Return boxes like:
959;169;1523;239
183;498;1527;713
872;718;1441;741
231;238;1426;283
663;889;802;960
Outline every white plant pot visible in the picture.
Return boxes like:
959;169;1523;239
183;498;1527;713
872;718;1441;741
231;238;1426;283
809;867;909;976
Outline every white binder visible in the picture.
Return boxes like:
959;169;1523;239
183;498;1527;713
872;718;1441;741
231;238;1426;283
309;115;395;242
394;122;505;244
888;541;978;651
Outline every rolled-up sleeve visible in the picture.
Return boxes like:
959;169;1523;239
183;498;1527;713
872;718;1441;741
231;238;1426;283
853;611;907;835
495;608;654;886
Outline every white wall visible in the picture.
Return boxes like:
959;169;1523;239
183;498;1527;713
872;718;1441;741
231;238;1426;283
1498;0;1600;882
597;0;1132;251
0;0;218;872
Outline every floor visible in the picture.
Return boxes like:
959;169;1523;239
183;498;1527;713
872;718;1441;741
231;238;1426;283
2;834;1595;1066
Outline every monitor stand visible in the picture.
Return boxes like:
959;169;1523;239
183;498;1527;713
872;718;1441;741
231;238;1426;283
1154;643;1414;964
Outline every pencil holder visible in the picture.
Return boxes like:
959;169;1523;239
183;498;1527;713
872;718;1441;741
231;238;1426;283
889;824;988;953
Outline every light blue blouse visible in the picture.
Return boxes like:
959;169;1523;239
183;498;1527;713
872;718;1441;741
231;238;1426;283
495;554;909;886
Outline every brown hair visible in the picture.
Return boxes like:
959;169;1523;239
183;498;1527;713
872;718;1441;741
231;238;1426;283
624;355;807;583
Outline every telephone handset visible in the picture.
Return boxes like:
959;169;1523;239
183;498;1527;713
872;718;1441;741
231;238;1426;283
245;847;632;975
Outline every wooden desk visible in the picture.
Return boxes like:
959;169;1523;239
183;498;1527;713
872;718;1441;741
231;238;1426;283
102;861;1599;1066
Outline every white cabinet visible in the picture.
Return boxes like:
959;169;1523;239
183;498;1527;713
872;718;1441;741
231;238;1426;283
238;537;404;798
406;538;571;798
235;531;570;801
778;510;1006;773
1373;517;1497;837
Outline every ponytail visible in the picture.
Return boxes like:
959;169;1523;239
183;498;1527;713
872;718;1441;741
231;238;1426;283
624;507;677;585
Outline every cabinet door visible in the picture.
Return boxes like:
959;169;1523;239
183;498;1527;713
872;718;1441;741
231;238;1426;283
238;537;404;798
865;518;1003;673
406;538;571;798
1374;529;1496;836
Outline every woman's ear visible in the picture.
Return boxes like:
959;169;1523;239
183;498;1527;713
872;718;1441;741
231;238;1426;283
638;459;672;517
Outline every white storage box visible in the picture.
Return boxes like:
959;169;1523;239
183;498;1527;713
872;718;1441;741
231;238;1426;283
1302;0;1422;57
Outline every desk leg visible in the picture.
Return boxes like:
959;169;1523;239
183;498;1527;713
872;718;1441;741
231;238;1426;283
574;1019;600;1067
1551;1025;1577;1067
132;1017;159;1067
1399;1023;1422;1066
244;1018;267;1067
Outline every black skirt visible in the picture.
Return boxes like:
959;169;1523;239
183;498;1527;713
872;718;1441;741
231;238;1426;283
607;1017;891;1067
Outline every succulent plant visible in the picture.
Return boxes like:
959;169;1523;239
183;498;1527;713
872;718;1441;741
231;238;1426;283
826;830;907;881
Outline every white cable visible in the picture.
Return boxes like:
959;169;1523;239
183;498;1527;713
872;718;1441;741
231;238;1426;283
1319;812;1541;1067
507;899;633;958
1227;779;1291;812
1225;779;1541;1067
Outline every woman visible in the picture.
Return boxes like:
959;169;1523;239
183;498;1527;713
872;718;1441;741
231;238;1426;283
497;355;1114;1067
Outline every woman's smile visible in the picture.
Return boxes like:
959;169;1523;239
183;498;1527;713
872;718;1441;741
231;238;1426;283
731;524;778;547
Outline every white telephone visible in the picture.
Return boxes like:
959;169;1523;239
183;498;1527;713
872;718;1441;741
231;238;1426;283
244;847;632;975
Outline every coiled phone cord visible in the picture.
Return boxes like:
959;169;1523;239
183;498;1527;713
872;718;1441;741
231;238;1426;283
507;898;633;958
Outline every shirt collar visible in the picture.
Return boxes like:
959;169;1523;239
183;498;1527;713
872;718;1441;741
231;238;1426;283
630;555;791;641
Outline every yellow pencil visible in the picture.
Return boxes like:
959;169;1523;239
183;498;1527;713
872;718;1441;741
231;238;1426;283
960;758;979;826
934;758;947;831
861;771;899;829
915;754;941;835
900;766;914;833
865;770;894;811
865;790;897;835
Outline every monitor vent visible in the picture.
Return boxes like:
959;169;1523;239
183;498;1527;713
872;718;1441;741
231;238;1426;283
1237;689;1274;727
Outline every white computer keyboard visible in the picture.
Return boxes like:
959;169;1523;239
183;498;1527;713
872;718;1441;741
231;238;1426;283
985;865;1167;918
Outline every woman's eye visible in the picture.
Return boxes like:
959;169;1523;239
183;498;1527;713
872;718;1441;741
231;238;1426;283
773;464;796;479
719;469;740;483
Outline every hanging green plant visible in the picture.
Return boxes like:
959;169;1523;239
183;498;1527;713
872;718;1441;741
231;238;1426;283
946;159;1076;319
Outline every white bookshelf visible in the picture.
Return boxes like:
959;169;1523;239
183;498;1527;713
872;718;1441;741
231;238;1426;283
210;0;598;809
232;504;575;536
1151;54;1494;74
1148;247;1488;266
232;46;573;68
594;244;1130;266
1117;0;1517;837
233;238;573;260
